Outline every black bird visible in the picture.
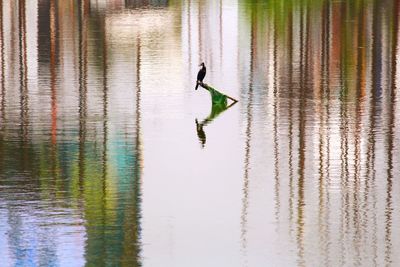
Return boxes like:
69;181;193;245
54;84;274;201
195;62;206;90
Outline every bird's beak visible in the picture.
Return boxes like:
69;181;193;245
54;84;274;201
198;63;202;67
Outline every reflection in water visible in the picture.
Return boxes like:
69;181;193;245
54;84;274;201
272;0;280;230
238;0;400;266
1;0;143;266
1;0;400;266
19;0;28;144
317;2;332;265
0;1;5;124
195;101;236;148
125;0;168;9
296;3;307;266
240;6;256;264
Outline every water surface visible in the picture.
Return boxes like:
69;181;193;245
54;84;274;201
1;0;400;266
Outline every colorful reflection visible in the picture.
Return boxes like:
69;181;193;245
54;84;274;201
0;0;145;265
238;0;400;266
0;0;400;266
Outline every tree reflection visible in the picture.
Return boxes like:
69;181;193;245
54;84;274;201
0;0;144;265
241;0;399;265
0;0;399;265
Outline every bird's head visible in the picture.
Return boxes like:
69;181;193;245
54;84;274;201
199;62;205;67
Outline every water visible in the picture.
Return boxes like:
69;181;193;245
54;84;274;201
0;0;400;266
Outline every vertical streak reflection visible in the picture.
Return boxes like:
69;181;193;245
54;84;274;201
132;33;143;266
100;14;108;266
0;0;4;170
219;0;223;68
287;3;295;238
273;4;280;227
0;0;5;123
371;2;384;264
240;6;256;265
367;64;378;267
50;0;57;146
339;63;350;267
198;0;202;63
351;4;366;261
78;0;88;194
296;3;307;266
18;0;28;144
383;1;398;265
318;1;331;265
49;0;59;200
187;0;192;69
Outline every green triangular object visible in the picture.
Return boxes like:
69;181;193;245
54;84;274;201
195;83;238;148
208;86;228;105
200;83;234;105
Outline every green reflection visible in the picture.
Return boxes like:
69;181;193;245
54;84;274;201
195;89;237;148
1;0;399;266
0;0;144;266
238;0;398;265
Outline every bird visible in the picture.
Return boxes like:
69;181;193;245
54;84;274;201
195;62;206;90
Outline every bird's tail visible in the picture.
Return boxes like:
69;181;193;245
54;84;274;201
195;81;199;90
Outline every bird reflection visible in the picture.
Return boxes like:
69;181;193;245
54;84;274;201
195;101;236;148
195;118;206;147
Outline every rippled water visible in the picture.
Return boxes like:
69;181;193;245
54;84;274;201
1;0;400;266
